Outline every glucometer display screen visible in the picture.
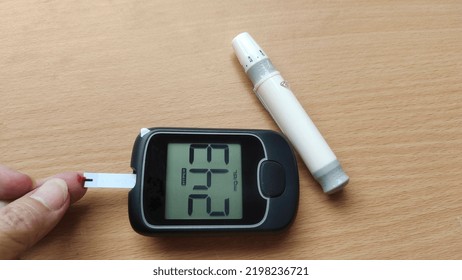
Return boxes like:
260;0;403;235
165;143;243;220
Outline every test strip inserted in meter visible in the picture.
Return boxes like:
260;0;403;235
84;127;299;235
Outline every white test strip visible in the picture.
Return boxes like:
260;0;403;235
83;172;136;189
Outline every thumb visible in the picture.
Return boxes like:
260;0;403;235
0;178;70;259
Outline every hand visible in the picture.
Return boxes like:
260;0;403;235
0;165;87;259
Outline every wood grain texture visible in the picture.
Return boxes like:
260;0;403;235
1;0;461;259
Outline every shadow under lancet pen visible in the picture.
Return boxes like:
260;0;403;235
232;32;349;194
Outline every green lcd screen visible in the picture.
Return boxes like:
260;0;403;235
165;143;243;220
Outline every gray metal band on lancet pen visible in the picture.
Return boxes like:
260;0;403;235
247;58;278;85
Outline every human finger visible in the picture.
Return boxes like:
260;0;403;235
36;172;87;204
0;165;35;200
0;178;70;259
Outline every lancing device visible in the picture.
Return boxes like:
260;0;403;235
232;32;349;194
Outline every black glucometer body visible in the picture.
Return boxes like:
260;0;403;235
128;127;299;235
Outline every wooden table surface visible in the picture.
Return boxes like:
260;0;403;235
1;0;461;259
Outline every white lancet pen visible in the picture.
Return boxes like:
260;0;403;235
232;32;349;194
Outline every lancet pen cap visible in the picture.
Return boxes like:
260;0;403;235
232;32;268;73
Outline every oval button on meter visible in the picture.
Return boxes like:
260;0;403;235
260;160;286;198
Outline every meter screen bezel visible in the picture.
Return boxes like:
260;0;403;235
141;132;268;226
